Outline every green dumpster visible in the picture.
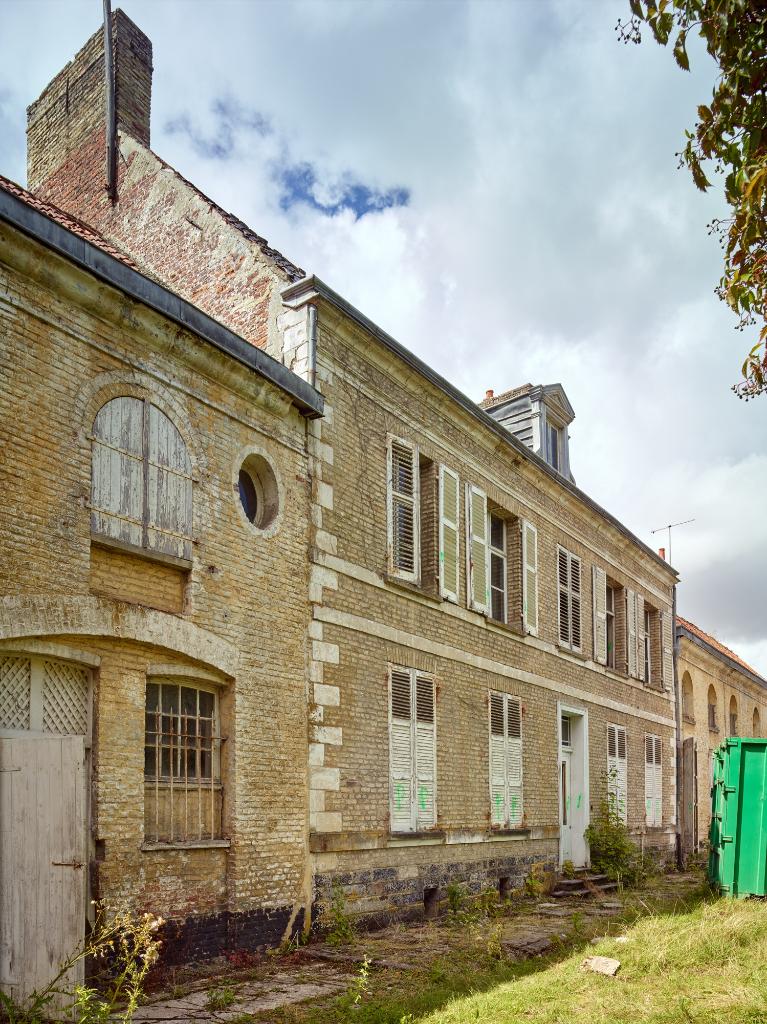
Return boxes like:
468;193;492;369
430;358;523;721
708;737;767;897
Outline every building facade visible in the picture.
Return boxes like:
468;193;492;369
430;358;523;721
677;617;767;851
0;174;322;1000
0;7;683;995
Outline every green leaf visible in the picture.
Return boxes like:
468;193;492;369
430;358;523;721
673;30;690;70
629;0;643;17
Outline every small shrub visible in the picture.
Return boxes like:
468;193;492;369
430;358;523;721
524;862;549;897
561;859;576;879
446;882;468;919
319;882;356;946
585;791;646;887
206;985;237;1012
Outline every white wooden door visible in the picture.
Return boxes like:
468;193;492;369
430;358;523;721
560;749;572;863
0;735;87;1008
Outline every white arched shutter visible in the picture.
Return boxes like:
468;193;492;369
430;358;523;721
91;396;144;548
522;521;538;635
466;485;489;613
438;466;460;602
593;566;607;665
147;404;193;560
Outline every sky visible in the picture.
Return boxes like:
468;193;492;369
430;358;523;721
1;0;766;675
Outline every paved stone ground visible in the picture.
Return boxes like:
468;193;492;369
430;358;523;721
133;872;703;1022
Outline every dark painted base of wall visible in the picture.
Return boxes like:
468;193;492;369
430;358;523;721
315;851;557;925
156;905;305;965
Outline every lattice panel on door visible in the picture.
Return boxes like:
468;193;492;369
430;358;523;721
0;656;32;729
42;660;89;735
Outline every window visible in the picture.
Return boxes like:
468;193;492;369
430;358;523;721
489;514;507;623
729;696;738;736
708;686;718;732
521;521;538;635
547;422;561;472
557;547;582;652
489;692;523;828
466;484;489;613
91;396;193;562
0;655;89;735
389;667;436;832
237;453;279;530
754;707;761;737
607;724;628;823
682;672;695;724
438;466;460;602
643;608;652;684
606;584;616;669
144;680;223;843
644;734;662;827
387;438;420;581
560;713;571;747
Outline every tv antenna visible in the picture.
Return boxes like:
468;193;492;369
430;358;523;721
651;518;695;564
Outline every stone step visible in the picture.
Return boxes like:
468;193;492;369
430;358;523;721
554;878;588;890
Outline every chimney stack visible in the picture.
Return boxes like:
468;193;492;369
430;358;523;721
658;547;666;561
485;389;494;401
26;9;152;195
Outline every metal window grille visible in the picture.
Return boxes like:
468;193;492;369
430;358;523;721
144;681;223;843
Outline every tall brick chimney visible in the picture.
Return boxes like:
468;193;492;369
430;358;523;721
26;9;152;195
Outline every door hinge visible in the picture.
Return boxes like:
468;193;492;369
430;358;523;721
51;860;83;869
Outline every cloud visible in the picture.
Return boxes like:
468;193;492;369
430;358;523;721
166;96;270;160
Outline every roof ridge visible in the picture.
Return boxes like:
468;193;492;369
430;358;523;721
676;615;764;681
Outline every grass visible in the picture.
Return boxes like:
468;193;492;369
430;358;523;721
257;878;767;1024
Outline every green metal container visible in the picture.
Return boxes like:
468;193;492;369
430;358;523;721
708;737;767;897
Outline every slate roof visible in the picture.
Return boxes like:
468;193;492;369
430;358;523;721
0;172;141;271
677;616;764;682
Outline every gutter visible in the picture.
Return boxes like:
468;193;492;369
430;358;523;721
673;584;683;868
283;275;678;577
0;187;324;420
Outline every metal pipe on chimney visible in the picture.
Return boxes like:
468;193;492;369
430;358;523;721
102;0;117;202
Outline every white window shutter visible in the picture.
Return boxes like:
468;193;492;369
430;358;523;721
489;693;507;826
608;725;628;823
146;404;193;560
592;566;607;665
644;734;662;827
661;612;674;690
521;521;538;635
91;396;144;548
635;593;645;681
557;548;570;645
570;555;582;652
506;697;523;826
466;485;489;613
627;589;637;677
654;735;663;827
438;466;460;602
388;438;419;581
389;669;414;832
415;675;436;829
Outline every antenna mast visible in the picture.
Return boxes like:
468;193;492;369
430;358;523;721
651;518;695;564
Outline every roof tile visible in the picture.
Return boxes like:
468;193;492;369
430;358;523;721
677;616;764;681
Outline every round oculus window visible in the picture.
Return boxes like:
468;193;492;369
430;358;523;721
237;454;279;530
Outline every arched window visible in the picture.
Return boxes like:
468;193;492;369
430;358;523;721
707;686;718;732
729;695;738;736
682;672;694;724
753;707;761;738
91;397;193;561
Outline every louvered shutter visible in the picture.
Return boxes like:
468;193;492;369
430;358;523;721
467;485;489;613
593;566;607;665
607;725;627;823
653;735;663;827
627;590;637;677
522;521;538;635
390;669;414;832
507;697;523;826
616;727;628;824
147;404;193;560
91;396;144;548
489;693;507;826
661;612;674;691
635;594;645;681
415;675;436;829
438;466;460;602
645;734;662;827
388;439;419;581
557;548;570;645
570;555;582;652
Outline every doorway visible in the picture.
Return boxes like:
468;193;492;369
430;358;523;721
558;704;589;867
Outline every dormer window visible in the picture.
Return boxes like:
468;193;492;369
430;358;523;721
547;423;562;472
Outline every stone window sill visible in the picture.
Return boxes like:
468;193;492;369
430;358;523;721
387;830;446;847
383;574;441;604
557;643;588;662
91;534;192;571
487;828;531;840
141;839;230;852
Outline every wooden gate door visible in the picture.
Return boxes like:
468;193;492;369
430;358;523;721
0;734;87;1009
680;736;698;858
